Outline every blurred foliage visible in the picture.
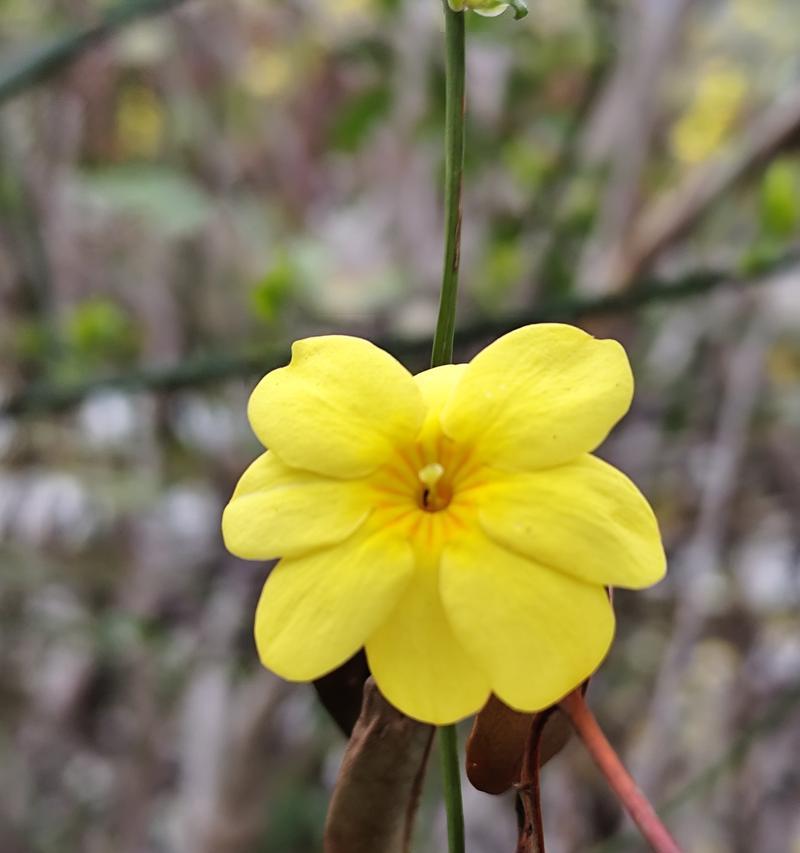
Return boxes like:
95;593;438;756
249;252;297;324
741;157;800;274
78;166;213;238
115;82;166;159
330;84;392;151
760;158;800;240
66;298;140;366
670;59;747;165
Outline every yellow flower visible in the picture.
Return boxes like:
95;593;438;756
222;324;666;724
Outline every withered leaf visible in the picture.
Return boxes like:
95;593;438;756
466;695;575;795
324;678;434;853
313;650;370;737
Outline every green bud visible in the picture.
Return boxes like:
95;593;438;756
447;0;528;20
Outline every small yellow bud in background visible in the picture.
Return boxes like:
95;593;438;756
115;84;164;159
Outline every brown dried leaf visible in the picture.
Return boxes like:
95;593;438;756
466;695;532;795
324;678;434;853
466;696;575;795
313;650;370;737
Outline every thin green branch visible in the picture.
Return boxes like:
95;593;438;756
2;251;796;418
439;725;466;853
0;0;189;105
430;2;467;369
432;6;468;848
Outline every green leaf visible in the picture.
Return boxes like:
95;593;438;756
249;254;297;323
329;85;391;152
67;298;138;363
78;165;213;237
760;158;800;240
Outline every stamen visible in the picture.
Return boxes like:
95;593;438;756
418;463;445;488
417;463;450;512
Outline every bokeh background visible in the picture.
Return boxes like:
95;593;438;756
2;0;800;851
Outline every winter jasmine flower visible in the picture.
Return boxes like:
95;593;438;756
222;324;665;724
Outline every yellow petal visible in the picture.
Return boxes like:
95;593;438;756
414;363;467;449
366;551;490;725
414;363;467;410
479;455;666;589
440;532;615;711
255;526;414;681
441;324;633;470
248;336;425;478
222;451;371;560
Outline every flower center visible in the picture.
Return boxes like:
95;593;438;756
417;462;452;512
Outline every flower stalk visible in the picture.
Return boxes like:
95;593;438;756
560;690;683;853
431;0;467;369
432;4;467;851
440;725;466;853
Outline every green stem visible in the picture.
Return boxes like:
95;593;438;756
440;724;466;853
432;9;467;843
430;2;466;369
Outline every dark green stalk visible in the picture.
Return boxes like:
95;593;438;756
432;7;467;850
430;2;466;369
440;724;466;853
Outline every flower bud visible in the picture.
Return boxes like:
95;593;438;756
447;0;527;19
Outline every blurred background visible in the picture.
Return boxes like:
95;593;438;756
1;0;800;850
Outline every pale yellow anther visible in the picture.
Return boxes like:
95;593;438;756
418;463;450;512
418;463;445;488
